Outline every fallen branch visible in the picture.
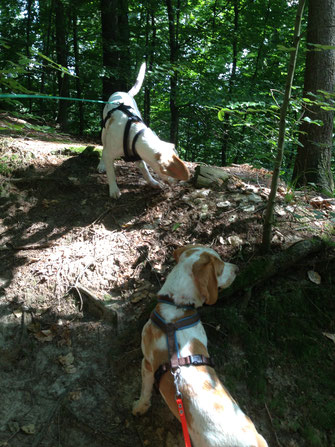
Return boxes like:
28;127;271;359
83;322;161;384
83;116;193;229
219;237;326;302
4;242;56;251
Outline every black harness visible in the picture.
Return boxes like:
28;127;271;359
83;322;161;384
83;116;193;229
151;296;214;390
102;103;145;162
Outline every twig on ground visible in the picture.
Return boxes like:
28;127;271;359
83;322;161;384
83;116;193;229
5;242;55;251
265;402;283;447
31;389;69;447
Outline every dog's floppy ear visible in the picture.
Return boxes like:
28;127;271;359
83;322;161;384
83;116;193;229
192;254;223;305
173;246;188;263
160;154;190;181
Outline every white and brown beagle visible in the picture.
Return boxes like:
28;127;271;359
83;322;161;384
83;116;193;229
133;245;268;447
98;63;190;198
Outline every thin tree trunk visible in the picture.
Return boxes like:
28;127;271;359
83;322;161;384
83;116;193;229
73;10;84;135
221;0;238;166
40;0;54;99
143;8;156;126
166;0;180;146
55;0;69;131
252;0;271;81
25;0;32;111
262;0;305;252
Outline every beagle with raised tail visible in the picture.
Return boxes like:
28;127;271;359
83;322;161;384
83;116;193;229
98;63;190;198
133;245;268;447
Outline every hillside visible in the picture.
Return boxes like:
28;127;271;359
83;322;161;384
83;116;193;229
0;116;334;447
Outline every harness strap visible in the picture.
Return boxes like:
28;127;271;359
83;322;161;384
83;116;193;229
150;309;213;388
132;128;145;159
102;103;144;162
154;355;214;390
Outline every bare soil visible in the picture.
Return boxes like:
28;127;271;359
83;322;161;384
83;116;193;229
0;120;334;447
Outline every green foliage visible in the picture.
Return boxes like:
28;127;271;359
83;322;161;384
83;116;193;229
0;0;308;161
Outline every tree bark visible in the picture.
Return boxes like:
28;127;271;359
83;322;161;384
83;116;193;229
166;0;180;146
25;0;33;112
55;0;69;131
73;10;84;135
292;0;335;194
100;0;130;101
220;0;239;166
143;6;156;126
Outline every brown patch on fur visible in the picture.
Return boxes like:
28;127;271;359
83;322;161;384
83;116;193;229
154;152;161;161
106;115;115;127
173;244;206;263
189;338;209;356
160;154;190;181
192;253;219;305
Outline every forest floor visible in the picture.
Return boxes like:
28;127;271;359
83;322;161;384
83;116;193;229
0;113;335;447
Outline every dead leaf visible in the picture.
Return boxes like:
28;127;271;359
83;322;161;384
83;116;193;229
21;424;36;435
322;332;335;344
34;329;54;343
307;270;321;285
310;196;333;210
131;293;146;304
58;352;76;373
217;201;231;209
227;236;243;247
68;390;82;401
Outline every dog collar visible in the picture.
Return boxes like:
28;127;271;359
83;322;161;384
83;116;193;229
157;295;195;309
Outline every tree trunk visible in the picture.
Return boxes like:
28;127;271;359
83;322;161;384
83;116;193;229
39;0;54;100
100;0;129;101
292;0;335;194
73;10;84;135
165;0;180;146
55;0;69;131
220;0;238;166
143;7;156;126
25;0;32;112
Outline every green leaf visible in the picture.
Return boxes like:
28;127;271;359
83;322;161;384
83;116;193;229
172;223;181;232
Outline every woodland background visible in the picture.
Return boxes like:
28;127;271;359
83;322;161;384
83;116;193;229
1;0;334;194
1;2;335;447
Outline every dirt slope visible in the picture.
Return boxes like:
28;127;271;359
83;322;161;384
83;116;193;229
0;125;334;447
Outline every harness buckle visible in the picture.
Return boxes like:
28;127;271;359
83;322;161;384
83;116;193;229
172;367;182;399
190;354;202;365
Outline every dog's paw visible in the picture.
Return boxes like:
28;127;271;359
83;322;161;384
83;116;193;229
109;186;121;199
97;160;106;173
148;179;163;189
132;399;151;416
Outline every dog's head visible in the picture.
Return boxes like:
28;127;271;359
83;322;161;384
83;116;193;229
173;245;238;305
154;144;190;182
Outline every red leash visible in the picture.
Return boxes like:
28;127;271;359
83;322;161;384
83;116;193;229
176;396;192;447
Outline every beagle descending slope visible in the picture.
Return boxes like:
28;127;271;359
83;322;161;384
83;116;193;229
133;245;268;447
98;63;190;198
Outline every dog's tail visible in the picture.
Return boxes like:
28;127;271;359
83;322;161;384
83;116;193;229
128;62;146;97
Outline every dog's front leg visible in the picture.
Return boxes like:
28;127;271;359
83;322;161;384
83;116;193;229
102;156;121;199
136;161;162;189
132;358;154;416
